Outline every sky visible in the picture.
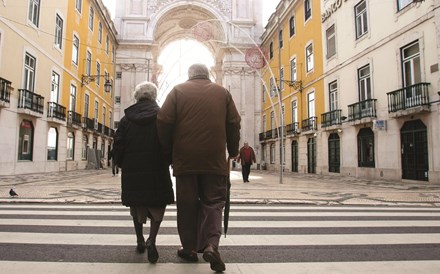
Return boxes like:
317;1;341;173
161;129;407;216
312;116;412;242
102;0;279;26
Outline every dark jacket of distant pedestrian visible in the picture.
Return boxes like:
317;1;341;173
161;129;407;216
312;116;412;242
236;142;256;182
157;63;241;272
113;81;174;263
108;148;119;176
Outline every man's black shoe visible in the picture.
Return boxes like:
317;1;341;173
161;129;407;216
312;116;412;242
203;244;225;272
146;238;159;263
177;248;198;262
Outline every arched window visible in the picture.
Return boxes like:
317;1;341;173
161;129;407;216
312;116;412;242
357;127;374;167
47;127;58;160
18;120;34;161
67;132;75;160
82;135;88;160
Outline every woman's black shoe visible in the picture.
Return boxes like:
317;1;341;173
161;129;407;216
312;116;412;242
136;240;147;253
146;239;159;263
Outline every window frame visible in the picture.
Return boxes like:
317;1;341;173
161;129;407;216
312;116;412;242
28;0;40;27
279;30;283;49
75;0;82;13
47;127;58;161
54;14;63;49
397;0;412;11
88;6;94;31
355;0;368;39
306;43;314;73
357;127;375;167
67;132;75;160
289;16;295;37
326;24;336;59
329;80;338;111
358;64;371;101
304;0;312;22
23;52;36;92
72;35;79;65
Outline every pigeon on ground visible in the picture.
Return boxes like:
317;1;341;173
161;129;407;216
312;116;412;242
9;188;18;197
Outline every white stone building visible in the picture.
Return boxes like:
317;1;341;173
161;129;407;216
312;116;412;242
320;0;440;182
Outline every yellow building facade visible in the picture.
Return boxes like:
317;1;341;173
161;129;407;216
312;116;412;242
260;0;324;173
0;0;117;175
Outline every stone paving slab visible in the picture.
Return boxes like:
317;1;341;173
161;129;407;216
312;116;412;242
0;169;440;206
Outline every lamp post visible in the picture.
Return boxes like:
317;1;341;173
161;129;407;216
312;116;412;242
81;75;113;93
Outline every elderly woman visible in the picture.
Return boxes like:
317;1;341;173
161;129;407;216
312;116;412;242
113;81;174;263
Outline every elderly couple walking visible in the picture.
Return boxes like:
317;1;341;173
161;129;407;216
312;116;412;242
113;64;241;272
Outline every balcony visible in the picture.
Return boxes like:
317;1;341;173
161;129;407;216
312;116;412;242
17;89;44;117
321;109;343;129
286;122;299;135
347;99;377;123
47;102;66;123
0;77;12;107
82;117;95;131
301;116;317;132
387;82;430;118
67;111;82;128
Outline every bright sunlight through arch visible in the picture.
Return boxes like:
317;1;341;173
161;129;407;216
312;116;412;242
157;39;215;105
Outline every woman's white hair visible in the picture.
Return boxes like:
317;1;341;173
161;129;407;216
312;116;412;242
133;81;157;102
188;63;210;79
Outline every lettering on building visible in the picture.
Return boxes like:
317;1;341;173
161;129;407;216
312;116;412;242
321;0;348;23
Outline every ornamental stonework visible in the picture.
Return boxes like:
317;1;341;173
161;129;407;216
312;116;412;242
147;0;231;17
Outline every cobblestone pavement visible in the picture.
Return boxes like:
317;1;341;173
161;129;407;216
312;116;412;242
0;168;440;206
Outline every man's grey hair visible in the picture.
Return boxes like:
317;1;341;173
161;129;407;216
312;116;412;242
188;63;210;79
133;81;157;102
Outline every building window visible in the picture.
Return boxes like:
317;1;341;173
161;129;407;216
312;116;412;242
109;111;113;129
69;84;76;112
28;0;40;27
270;111;275;130
261;144;266;162
306;43;314;72
304;0;312;22
269;42;274;59
358;127;375;167
115;96;121;104
86;51;91;76
279;30;283;49
270;143;275;164
96;62;101;85
289;16;295;37
18;120;34;161
102;106;106;126
398;0;412;11
50;72;60;103
326;24;336;58
329;80;338;111
116;72;122;79
262;115;266;132
88;7;94;31
106;35;109;54
23;52;36;92
291;100;297;123
290;57;297;81
84;94;89;118
358;64;371;101
401;40;421;87
270;77;276;97
82;135;88;160
67;132;75;160
54;14;63;49
307;91;315;118
280;67;284;90
94;101;99;120
98;22;102;44
112;45;116;63
262;85;266;103
47;127;58;161
72;35;79;65
355;0;368;39
75;0;82;13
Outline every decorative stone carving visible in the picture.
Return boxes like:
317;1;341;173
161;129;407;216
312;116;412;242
147;0;231;17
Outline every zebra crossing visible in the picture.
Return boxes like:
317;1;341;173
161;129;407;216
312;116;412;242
0;203;440;273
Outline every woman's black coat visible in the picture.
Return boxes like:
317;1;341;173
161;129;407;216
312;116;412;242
113;100;174;207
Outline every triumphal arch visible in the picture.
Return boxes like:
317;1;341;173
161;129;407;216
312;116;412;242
113;0;264;158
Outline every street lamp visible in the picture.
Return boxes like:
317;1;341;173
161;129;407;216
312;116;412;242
81;75;112;93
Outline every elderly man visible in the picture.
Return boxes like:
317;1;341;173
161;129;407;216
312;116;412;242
157;63;241;272
236;141;256;183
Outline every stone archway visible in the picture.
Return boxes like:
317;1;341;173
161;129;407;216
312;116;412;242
114;0;264;159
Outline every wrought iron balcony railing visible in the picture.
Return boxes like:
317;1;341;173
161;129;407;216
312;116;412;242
286;122;299;135
347;99;377;121
68;111;82;127
321;109;342;128
82;117;95;130
18;89;44;114
387;82;430;113
47;102;66;121
0;77;12;104
301;116;317;131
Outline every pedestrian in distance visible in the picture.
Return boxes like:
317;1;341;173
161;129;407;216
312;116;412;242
236;141;256;183
113;81;174;263
108;147;119;176
157;63;241;272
